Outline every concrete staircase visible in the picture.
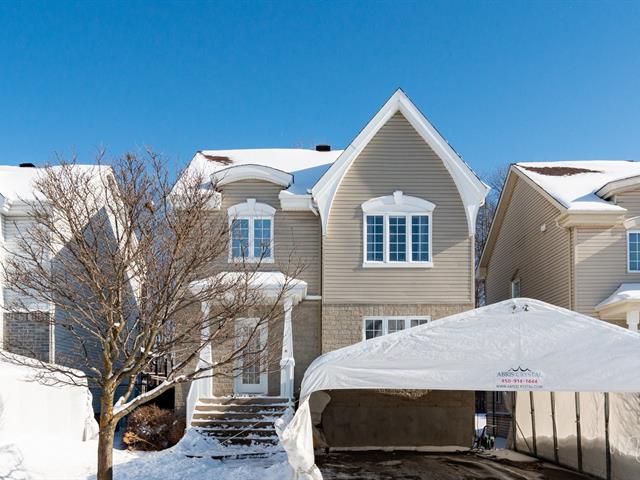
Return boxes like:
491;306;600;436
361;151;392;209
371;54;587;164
191;396;290;450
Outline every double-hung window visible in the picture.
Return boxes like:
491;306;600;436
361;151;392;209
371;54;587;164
362;191;434;267
363;316;431;340
628;231;640;272
228;199;275;263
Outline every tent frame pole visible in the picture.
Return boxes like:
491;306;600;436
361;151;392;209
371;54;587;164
575;392;583;472
550;392;559;464
604;392;611;480
529;391;537;456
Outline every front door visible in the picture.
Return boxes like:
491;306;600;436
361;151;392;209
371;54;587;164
234;318;268;395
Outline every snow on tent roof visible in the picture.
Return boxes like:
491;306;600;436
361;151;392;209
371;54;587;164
182;149;343;194
277;297;640;479
514;160;640;212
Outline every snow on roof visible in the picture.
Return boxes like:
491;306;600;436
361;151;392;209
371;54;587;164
182;149;343;194
190;270;308;302
514;161;640;212
0;164;106;202
596;283;640;310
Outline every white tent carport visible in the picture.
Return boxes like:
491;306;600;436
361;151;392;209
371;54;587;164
276;298;640;480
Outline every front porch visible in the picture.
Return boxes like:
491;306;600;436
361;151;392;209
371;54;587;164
595;283;640;331
185;271;309;425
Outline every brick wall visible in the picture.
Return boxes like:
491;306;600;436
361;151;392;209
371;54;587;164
3;312;50;362
321;303;474;352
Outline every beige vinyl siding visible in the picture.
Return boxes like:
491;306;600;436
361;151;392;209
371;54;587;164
575;188;640;323
323;112;472;305
219;180;322;295
485;175;571;308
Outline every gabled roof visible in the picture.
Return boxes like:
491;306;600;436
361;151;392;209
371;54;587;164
479;160;640;272
311;89;489;235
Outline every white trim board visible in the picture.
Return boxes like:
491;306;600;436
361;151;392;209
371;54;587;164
311;89;489;235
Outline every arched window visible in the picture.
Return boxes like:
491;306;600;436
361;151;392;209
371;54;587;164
228;199;275;263
361;191;435;268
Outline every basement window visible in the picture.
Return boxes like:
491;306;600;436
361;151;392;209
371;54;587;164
363;316;431;340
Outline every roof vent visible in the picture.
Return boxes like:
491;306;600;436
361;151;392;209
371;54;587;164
315;144;331;152
19;162;36;168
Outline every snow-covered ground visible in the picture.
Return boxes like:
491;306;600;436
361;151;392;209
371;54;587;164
0;433;292;480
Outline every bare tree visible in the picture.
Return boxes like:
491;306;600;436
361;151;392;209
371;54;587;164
475;164;510;306
2;152;301;480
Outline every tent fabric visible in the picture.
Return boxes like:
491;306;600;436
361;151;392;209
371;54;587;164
277;298;640;480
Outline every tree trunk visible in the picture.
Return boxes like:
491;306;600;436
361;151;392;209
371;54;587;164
97;390;116;480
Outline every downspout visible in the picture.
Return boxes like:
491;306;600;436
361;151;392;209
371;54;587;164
569;226;584;473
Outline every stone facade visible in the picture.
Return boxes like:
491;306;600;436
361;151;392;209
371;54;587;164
3;312;51;362
321;303;475;353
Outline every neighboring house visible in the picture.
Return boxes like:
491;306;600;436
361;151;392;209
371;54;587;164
478;160;640;437
479;160;640;328
177;89;490;448
0;162;132;411
0;163;62;363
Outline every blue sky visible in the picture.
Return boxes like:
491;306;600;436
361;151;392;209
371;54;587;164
1;1;639;179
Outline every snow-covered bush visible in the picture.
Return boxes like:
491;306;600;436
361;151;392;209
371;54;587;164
123;405;185;451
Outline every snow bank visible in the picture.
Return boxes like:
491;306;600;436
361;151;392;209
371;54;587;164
0;350;98;444
0;433;293;480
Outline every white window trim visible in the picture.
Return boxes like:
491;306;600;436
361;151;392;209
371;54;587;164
228;199;275;263
362;191;434;268
362;315;431;340
627;230;640;273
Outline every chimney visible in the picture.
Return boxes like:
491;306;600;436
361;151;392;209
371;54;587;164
315;144;331;152
19;162;36;168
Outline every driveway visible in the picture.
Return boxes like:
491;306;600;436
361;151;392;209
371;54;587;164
317;451;591;480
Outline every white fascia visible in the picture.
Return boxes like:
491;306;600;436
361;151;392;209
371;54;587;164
214;165;292;188
1;199;36;217
311;89;490;236
624;216;640;230
279;191;318;214
597;175;640;199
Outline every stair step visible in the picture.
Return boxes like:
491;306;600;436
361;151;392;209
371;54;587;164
192;411;283;421
199;397;289;406
195;404;288;413
195;428;276;438
191;419;275;429
213;436;280;446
